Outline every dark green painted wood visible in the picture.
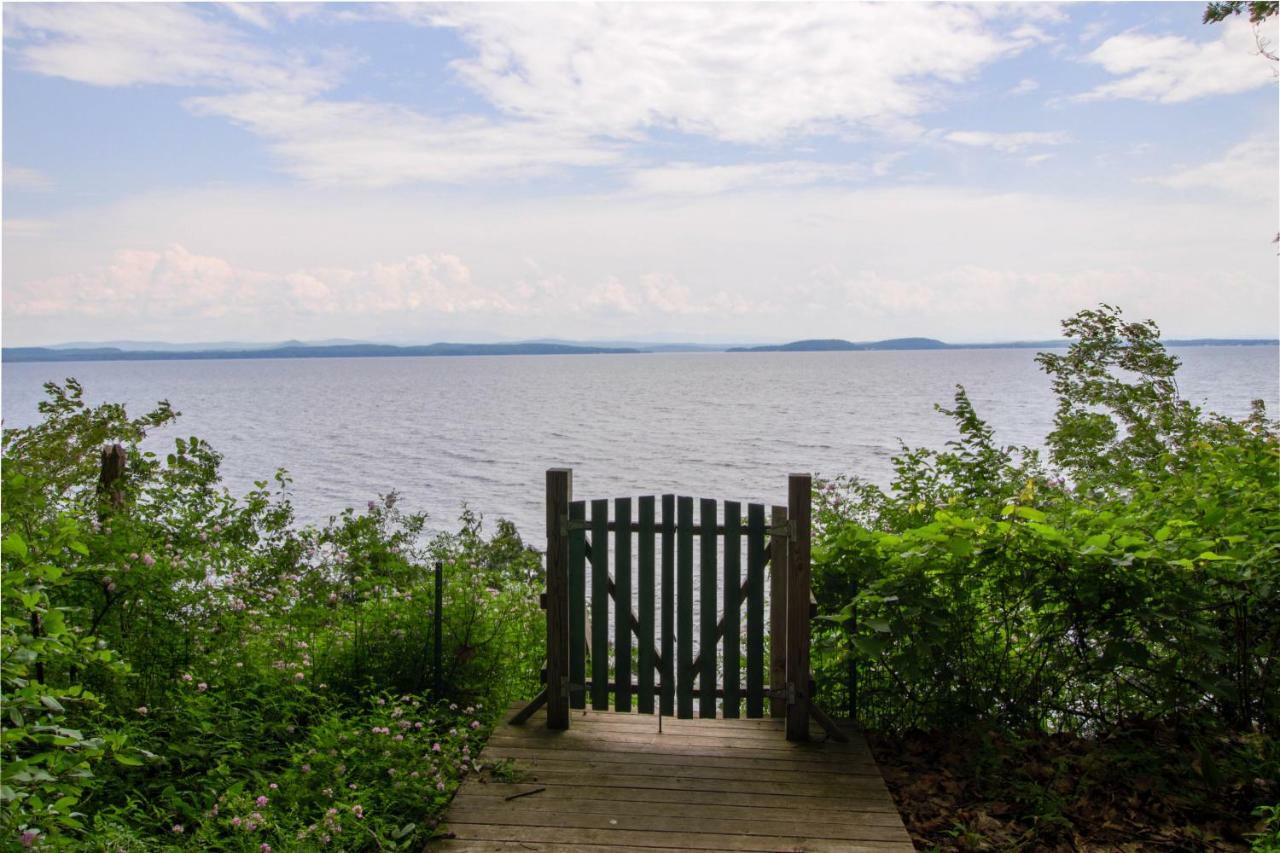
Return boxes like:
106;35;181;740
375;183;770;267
699;498;717;719
660;494;675;717
568;500;587;709
722;500;742;718
676;496;694;719
614;497;632;712
746;503;766;718
637;496;655;714
590;498;609;711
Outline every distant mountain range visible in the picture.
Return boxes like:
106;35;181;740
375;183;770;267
728;337;1280;353
4;336;1275;364
4;342;640;363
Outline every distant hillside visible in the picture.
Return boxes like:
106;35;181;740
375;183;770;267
3;342;641;364
728;337;948;352
727;337;1277;353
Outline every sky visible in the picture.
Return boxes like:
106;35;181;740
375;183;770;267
2;1;1277;346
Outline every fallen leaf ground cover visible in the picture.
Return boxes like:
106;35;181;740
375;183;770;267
869;725;1278;851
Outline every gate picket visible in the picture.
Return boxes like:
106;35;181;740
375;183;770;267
723;500;742;718
637;496;655;714
614;497;632;712
677;496;694;719
746;503;766;718
590;499;609;710
699;498;718;719
660;495;676;717
569;500;587;709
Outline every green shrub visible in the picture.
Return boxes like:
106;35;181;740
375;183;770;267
815;305;1280;735
1;381;543;849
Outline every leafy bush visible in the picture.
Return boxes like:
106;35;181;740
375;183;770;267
1;381;543;849
815;305;1280;736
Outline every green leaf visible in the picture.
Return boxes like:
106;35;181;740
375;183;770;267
1012;506;1048;522
853;634;890;656
39;696;65;714
2;532;29;559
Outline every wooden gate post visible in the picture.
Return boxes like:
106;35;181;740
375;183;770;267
769;505;788;719
785;474;812;741
545;468;572;729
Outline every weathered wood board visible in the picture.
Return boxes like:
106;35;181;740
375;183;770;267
430;705;913;851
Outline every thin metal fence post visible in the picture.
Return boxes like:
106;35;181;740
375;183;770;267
433;560;444;696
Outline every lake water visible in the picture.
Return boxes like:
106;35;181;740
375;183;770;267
3;347;1277;540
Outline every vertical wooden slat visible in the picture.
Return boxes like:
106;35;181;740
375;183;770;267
544;469;572;730
723;500;742;719
660;494;676;717
590;498;610;711
769;504;788;719
614;497;633;712
745;503;765;718
637;496;656;714
785;474;812;742
699;498;718;719
676;496;694;719
568;500;587;709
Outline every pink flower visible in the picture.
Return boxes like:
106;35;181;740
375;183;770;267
182;674;193;683
136;706;148;716
294;672;305;682
351;805;364;819
301;764;311;774
261;845;271;853
470;720;480;729
197;682;208;692
256;796;269;807
269;783;278;790
171;824;184;834
141;553;156;567
19;830;37;847
231;817;242;828
432;743;441;753
436;781;446;791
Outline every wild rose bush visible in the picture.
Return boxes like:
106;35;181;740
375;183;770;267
1;381;542;849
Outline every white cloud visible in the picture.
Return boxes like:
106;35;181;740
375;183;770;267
3;240;771;337
1146;136;1280;200
1025;153;1055;166
418;3;1046;144
4;245;505;320
1007;78;1040;96
4;3;1060;189
626;161;873;196
2;218;53;238
3;164;52;191
945;130;1070;153
185;92;620;186
5;182;1275;344
4;3;338;94
1077;17;1278;103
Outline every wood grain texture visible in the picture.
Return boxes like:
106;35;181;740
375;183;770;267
433;705;912;851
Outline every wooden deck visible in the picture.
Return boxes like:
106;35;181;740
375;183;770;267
431;705;914;852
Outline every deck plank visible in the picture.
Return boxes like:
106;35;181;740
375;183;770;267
431;705;912;850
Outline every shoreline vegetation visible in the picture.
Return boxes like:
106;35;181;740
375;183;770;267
4;336;1278;364
2;305;1277;850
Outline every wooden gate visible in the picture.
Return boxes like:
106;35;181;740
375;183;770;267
522;468;841;742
